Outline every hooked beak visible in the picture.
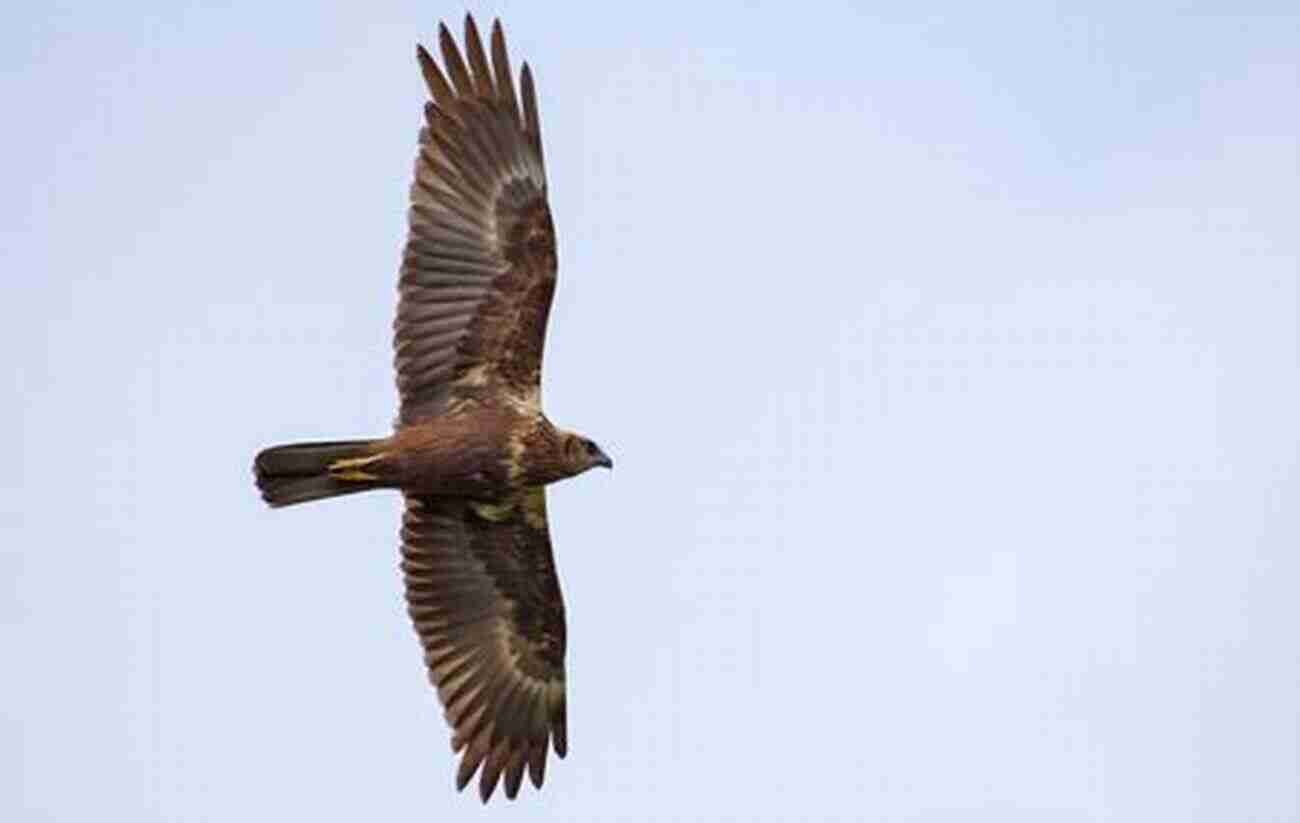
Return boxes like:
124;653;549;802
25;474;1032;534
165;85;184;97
594;448;613;470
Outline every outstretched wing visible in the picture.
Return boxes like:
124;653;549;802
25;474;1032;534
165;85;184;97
400;489;567;802
394;16;557;426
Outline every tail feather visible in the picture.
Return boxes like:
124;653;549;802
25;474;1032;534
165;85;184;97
254;439;387;508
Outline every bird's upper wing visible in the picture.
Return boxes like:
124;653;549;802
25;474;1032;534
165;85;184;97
394;16;557;426
401;488;567;802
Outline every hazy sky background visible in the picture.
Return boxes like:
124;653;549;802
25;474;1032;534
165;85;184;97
5;2;1298;820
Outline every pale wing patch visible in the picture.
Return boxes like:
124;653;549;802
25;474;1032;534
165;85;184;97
471;500;516;522
522;487;547;531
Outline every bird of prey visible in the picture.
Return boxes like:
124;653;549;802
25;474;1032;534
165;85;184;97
252;16;611;802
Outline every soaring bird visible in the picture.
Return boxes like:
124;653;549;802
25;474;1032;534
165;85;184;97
252;16;610;802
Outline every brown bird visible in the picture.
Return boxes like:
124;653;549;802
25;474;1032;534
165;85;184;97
252;16;610;803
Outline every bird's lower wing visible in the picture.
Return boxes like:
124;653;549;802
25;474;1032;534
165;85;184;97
400;488;567;802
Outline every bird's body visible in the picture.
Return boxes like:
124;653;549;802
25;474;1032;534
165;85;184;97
384;402;558;496
305;402;586;498
252;15;609;803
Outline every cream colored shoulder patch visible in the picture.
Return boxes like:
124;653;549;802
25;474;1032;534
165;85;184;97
470;500;516;522
522;487;548;531
519;383;543;410
455;363;493;389
505;428;528;483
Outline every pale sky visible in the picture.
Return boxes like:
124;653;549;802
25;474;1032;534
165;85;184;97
5;2;1299;821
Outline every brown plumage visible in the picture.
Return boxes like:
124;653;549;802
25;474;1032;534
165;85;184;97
252;16;611;803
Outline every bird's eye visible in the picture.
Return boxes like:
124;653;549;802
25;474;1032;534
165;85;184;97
585;440;599;455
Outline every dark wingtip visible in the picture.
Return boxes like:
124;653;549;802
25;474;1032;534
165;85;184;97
437;21;455;59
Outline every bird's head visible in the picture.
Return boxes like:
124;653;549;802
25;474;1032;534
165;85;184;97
562;432;613;475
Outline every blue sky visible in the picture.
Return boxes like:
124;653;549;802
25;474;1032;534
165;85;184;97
5;2;1299;820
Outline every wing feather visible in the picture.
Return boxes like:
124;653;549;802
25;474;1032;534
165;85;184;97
490;21;522;126
520;63;544;165
462;15;496;98
439;23;475;97
416;45;457;111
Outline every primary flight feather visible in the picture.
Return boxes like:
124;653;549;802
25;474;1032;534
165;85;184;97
252;15;611;803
